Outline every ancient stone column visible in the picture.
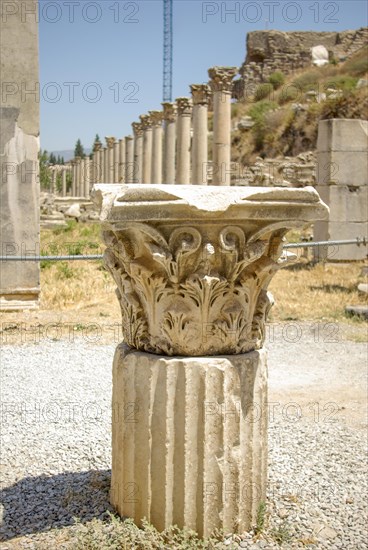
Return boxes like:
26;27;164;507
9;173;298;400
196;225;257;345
162;102;177;184
75;157;82;196
132;123;144;183
113;140;120;183
93;183;327;537
62;168;67;196
103;147;109;183
176;98;193;185
84;156;90;197
0;0;40;309
208;67;238;185
149;111;164;184
93;141;102;184
80;158;85;196
51;168;57;194
125;135;134;183
118;139;126;182
71;161;76;195
106;137;116;182
140;114;153;183
191;84;211;185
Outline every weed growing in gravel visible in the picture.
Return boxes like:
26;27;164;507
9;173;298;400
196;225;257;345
68;513;222;549
255;501;267;534
271;520;292;544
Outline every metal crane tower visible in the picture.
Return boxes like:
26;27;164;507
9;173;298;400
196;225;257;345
163;0;173;102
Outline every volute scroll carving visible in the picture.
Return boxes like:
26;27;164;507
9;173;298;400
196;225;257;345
94;183;328;356
103;222;284;356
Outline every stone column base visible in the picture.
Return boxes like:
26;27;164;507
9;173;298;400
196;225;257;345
0;288;40;311
111;344;268;537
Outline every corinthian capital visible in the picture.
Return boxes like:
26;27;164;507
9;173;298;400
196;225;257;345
93;184;328;356
148;110;164;127
105;136;116;148
190;84;211;105
162;102;177;122
208;66;238;93
132;122;143;137
93;141;102;152
176;97;193;117
139;114;153;130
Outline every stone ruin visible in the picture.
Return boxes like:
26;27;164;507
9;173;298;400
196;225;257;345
314;118;368;261
0;0;40;310
233;27;368;98
85;65;330;536
94;183;328;535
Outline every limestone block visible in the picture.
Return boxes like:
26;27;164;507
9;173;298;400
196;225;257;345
316;185;368;223
314;220;367;261
316;151;368;187
311;45;329;66
111;344;268;537
313;184;367;260
316;120;368;187
0;0;40;310
317;119;368;153
65;203;81;219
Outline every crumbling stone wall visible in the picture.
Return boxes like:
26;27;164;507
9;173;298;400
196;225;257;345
234;28;368;98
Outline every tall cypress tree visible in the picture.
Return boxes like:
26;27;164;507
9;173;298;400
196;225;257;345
74;139;85;158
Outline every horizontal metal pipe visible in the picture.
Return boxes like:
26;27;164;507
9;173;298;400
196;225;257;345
283;237;367;249
0;238;366;261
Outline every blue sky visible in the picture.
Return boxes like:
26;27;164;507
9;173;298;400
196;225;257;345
39;0;368;152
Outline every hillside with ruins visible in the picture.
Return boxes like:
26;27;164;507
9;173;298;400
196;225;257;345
230;27;368;183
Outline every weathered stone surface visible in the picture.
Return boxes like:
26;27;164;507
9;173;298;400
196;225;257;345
176;98;192;185
162;102;177;185
65;203;81;219
314;120;368;261
132;123;143;184
209;67;237;185
317;119;368;155
111;344;268;537
94;184;328;356
316;185;367;223
191;85;211;185
0;0;40;310
149;111;163;184
140;115;153;184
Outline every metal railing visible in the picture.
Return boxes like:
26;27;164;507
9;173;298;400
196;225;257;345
0;238;366;262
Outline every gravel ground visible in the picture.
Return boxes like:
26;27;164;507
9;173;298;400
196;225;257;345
0;322;367;549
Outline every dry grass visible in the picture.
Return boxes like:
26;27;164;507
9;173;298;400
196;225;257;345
269;260;367;322
40;221;118;316
38;223;367;324
1;224;366;342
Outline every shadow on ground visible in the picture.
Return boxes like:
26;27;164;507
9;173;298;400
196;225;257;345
0;469;113;541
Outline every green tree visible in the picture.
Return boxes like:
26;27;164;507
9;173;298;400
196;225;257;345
49;152;56;165
39;149;51;190
74;139;85;158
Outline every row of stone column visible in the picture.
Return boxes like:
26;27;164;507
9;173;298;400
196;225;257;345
49;165;73;196
55;65;238;196
92;66;238;187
